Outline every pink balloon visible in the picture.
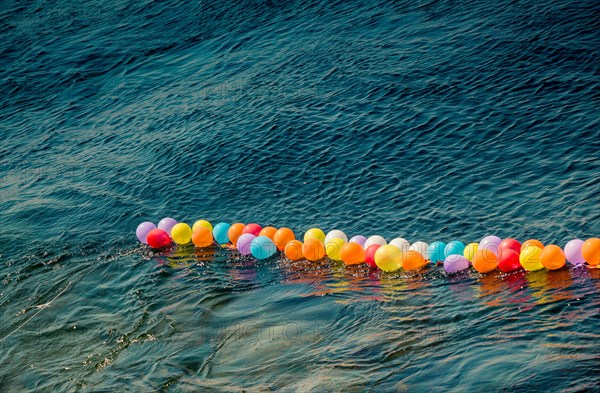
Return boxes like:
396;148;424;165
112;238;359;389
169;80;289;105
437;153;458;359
136;221;156;244
349;235;367;248
158;217;177;236
564;239;585;265
237;233;256;255
444;255;470;274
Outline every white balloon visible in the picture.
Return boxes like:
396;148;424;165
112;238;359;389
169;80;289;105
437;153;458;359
389;238;410;253
364;235;387;249
409;241;429;256
324;230;348;244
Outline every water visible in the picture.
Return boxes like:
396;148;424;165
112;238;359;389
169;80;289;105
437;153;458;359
1;0;599;391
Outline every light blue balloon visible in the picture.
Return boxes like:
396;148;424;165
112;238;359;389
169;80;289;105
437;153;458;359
250;236;277;259
213;222;231;244
427;241;446;263
444;241;465;258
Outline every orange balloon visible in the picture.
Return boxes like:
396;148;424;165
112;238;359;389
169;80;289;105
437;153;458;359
581;238;600;266
473;249;498;273
522;239;544;250
284;240;303;261
302;238;325;261
227;223;245;246
340;242;365;266
192;227;213;248
403;250;428;271
274;227;295;250
259;226;277;241
539;244;566;270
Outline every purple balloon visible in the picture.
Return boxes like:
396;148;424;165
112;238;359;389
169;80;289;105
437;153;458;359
136;221;156;244
349;235;367;248
237;233;256;255
479;235;501;256
564;239;585;265
158;217;177;236
444;255;470;274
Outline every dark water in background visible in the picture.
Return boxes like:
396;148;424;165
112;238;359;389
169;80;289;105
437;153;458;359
1;0;599;391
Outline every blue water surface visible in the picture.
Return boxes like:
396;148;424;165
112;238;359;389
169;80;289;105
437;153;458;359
1;0;599;391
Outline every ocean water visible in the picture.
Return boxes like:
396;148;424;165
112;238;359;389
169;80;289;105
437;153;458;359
1;0;599;391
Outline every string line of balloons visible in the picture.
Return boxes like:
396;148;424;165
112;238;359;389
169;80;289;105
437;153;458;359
136;218;600;274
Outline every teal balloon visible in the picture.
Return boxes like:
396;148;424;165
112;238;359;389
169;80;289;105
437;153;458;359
427;241;446;263
250;236;277;259
213;222;231;244
444;241;465;258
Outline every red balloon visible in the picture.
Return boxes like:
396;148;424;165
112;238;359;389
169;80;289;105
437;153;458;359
365;244;381;268
498;249;521;273
242;223;262;237
499;238;521;255
147;228;171;249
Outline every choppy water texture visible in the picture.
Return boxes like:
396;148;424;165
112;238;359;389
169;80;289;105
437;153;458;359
1;0;599;391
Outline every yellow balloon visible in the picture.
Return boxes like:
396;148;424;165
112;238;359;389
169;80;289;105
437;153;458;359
192;220;212;233
375;245;403;272
463;242;479;262
171;223;192;244
326;238;345;261
519;245;544;271
304;228;326;244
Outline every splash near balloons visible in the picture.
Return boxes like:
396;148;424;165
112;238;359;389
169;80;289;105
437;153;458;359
136;219;598;277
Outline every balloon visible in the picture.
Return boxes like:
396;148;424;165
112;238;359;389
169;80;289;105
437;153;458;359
498;249;521;273
158;217;177;236
519;245;544;271
479;235;501;255
444;255;469;274
463;243;479;263
365;244;381;268
365;235;387;250
374;245;402;272
564;239;585;266
147;228;171;249
228;223;245;246
251;236;277;259
284;240;303;261
171;223;192;245
581;238;600;266
259;226;277;241
325;230;348;244
212;222;231;244
325;238;345;261
242;223;262;237
192;220;212;233
499;238;521;255
303;238;325;261
192;227;213;248
403;250;428;271
409;241;428;257
473;249;498;273
389;238;409;253
236;233;255;255
540;244;566;270
522;239;544;250
349;235;367;248
304;228;326;244
136;221;156;244
444;241;465;258
274;228;295;250
427;241;446;263
340;242;365;266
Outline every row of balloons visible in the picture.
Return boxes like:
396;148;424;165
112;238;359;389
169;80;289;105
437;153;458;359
136;218;600;274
